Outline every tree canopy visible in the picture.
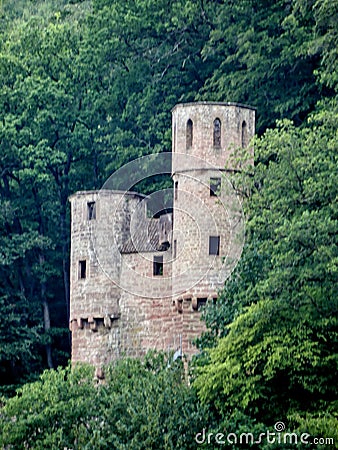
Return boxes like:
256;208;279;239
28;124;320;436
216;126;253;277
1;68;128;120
0;354;206;449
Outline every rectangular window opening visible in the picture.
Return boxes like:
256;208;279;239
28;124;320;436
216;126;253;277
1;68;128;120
209;236;220;255
174;181;178;201
79;260;87;279
210;178;221;197
197;298;207;311
173;239;177;259
87;201;96;220
153;256;163;276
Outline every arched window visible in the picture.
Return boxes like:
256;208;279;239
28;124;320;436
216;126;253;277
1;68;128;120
241;121;248;148
186;119;193;150
213;118;221;148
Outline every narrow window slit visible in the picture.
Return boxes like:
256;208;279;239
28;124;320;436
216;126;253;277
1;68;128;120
213;118;221;148
186;119;193;149
153;256;163;276
87;201;96;220
79;260;87;279
174;181;178;200
242;121;248;148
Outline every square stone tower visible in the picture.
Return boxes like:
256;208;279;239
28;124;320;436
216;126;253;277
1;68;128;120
69;102;255;367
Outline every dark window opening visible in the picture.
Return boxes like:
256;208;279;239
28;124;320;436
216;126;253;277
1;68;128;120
210;177;221;197
174;181;178;200
81;318;89;329
79;260;87;279
209;236;220;255
153;256;163;276
197;298;207;311
186;119;193;149
87;201;96;220
213;118;221;148
173;239;177;259
242;121;248;148
90;318;104;331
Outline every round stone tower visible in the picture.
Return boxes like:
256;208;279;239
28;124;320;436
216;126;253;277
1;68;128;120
171;102;255;350
69;190;145;365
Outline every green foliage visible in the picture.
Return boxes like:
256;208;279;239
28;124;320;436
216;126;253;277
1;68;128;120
0;294;41;394
193;103;338;440
0;353;206;449
311;0;338;90
88;0;213;177
0;11;90;385
198;0;337;132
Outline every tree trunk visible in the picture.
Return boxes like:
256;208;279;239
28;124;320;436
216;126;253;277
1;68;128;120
40;254;54;369
42;298;54;369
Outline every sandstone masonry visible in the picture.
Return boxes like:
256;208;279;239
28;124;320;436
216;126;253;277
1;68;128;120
69;102;255;367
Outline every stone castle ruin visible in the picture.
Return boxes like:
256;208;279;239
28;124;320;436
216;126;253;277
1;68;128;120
69;102;255;367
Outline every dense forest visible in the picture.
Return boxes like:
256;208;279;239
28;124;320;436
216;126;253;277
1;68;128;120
0;0;337;448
